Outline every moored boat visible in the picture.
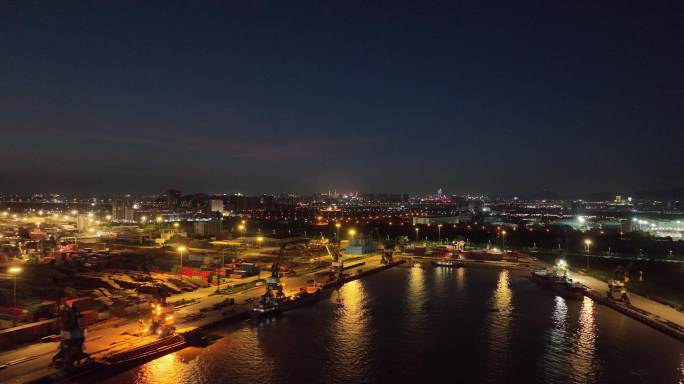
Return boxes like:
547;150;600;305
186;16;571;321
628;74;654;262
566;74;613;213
530;268;585;299
252;289;321;318
432;259;463;268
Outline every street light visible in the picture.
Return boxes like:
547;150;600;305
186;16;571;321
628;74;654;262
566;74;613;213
584;239;592;270
438;224;443;242
8;266;21;308
414;227;419;242
177;246;187;279
216;248;226;293
348;229;356;241
501;230;507;251
335;222;341;242
256;236;264;247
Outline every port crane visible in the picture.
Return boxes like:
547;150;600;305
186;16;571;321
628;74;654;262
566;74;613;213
608;258;635;304
140;285;175;337
373;228;395;264
51;280;89;372
324;243;345;279
257;240;305;309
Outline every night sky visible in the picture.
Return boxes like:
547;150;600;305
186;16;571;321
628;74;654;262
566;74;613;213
2;1;682;196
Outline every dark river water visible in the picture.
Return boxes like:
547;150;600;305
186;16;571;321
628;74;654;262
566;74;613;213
103;266;684;384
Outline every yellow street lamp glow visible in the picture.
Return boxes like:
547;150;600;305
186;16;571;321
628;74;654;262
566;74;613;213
335;223;341;229
8;266;22;274
177;246;187;252
156;216;163;223
38;210;43;215
140;216;147;223
71;210;78;215
584;239;592;245
256;236;264;243
501;230;507;235
105;214;112;220
88;228;95;233
173;222;180;228
348;229;356;236
241;220;246;225
2;211;7;216
238;224;245;231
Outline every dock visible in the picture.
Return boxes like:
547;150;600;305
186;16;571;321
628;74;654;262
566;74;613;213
3;255;402;384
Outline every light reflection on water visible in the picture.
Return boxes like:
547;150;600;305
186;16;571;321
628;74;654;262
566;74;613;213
486;270;513;382
329;279;369;382
101;267;684;384
543;295;570;383
569;297;598;384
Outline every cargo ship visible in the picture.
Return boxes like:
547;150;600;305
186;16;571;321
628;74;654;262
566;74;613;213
530;269;585;300
252;289;321;318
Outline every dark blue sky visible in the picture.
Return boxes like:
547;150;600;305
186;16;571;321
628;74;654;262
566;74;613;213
1;1;682;195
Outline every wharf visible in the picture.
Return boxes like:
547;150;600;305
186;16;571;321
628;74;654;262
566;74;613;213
584;289;684;342
2;255;401;384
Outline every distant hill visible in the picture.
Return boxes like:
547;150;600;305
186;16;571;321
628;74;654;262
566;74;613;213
508;188;684;201
632;188;684;201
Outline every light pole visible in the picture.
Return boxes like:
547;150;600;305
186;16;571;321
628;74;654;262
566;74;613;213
501;230;507;251
8;266;21;308
348;229;356;241
438;224;443;242
156;216;163;231
415;227;419;242
8;266;21;327
584;239;592;270
216;248;225;293
177;246;186;280
335;223;341;243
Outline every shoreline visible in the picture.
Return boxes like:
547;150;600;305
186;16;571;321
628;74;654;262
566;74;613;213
16;257;404;384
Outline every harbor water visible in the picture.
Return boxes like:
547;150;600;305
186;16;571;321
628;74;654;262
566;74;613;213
103;266;684;384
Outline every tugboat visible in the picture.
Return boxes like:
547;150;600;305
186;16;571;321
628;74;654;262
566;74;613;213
252;240;322;318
